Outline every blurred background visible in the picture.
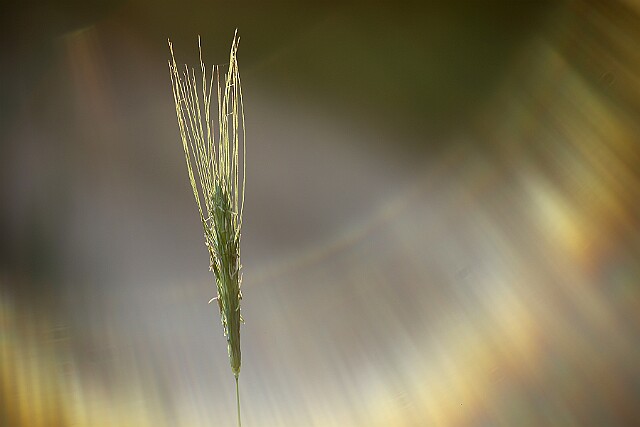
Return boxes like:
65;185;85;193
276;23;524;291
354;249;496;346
1;0;640;426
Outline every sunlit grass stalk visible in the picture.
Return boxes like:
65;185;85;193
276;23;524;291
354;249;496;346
168;32;245;427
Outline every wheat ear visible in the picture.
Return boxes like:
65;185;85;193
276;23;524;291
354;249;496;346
168;32;245;426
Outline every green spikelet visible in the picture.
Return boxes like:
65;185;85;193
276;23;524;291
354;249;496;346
168;32;245;384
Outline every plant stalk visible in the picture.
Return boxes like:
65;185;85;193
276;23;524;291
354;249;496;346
235;375;242;427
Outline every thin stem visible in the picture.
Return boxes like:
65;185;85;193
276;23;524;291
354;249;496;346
235;375;242;427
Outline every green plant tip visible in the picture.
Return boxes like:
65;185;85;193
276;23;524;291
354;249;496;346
168;32;245;381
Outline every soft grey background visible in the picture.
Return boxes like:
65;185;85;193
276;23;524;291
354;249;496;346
2;1;639;426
